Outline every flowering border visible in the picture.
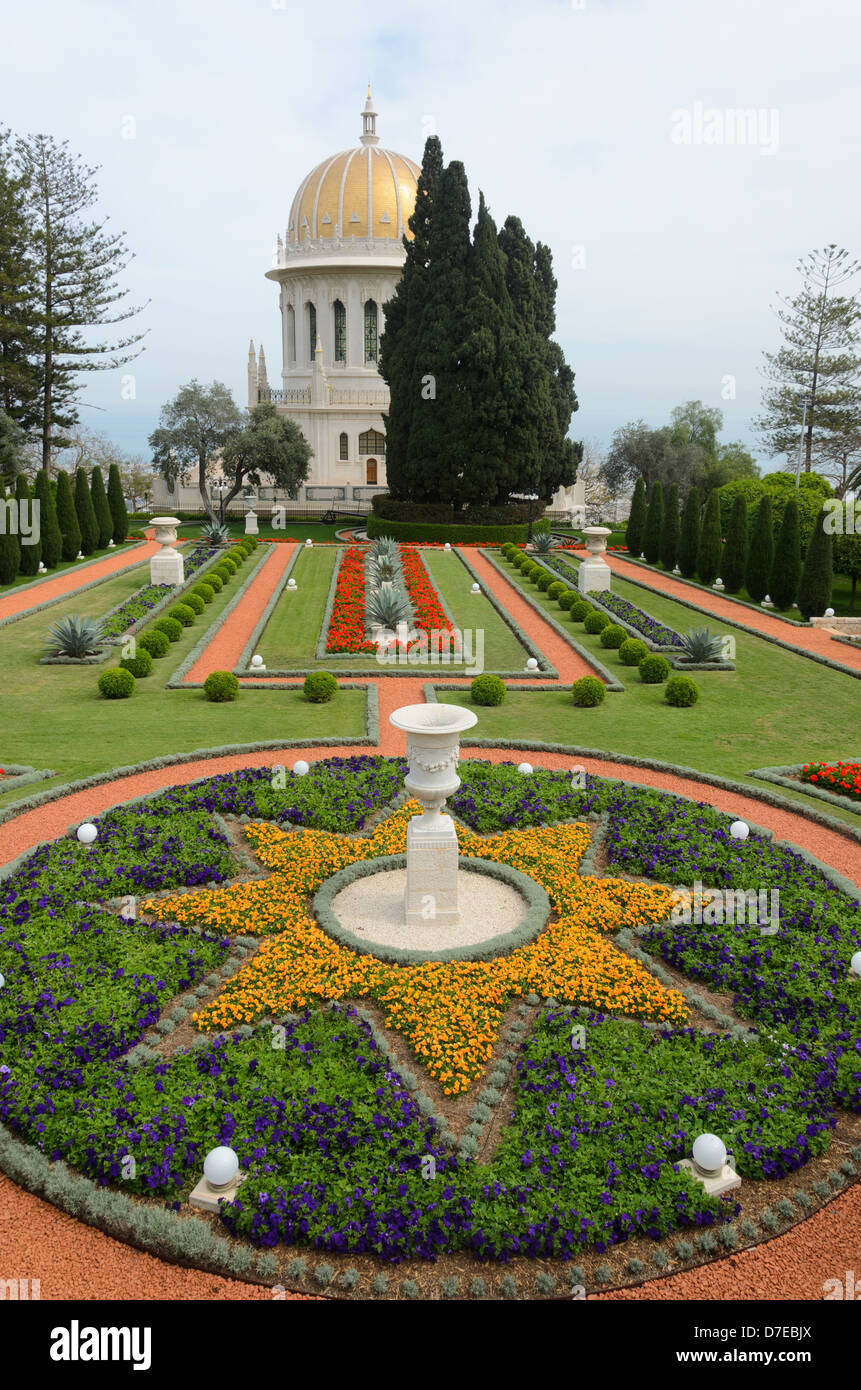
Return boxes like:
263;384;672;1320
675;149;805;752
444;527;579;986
750;760;861;818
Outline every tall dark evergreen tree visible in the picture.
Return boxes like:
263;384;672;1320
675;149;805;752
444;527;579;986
660;482;680;570
33;466;61;568
769;494;801;610
797;506;833;619
696;487;722;586
745;495;774;602
90;463;113;549
721;491;748;593
107;462;127;544
625;476;647;556
0;129;41;431
55;467;81;560
643;480;664;564
379;136;443;499
74;465;99;554
530;240;580;499
678;485;701;577
0;485;21;582
14;471;39;573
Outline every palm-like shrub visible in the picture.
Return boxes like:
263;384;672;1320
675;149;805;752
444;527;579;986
367;585;412;629
44;614;105;657
679;627;723;662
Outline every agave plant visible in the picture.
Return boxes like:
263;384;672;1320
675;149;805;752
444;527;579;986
679;627;724;662
44;614;106;658
531;531;555;553
369;554;398;586
369;536;398;562
367;585;412;630
201;520;230;546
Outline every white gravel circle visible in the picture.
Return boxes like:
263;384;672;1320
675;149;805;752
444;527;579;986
329;866;530;953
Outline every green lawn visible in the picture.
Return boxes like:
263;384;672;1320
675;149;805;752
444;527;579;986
138;517;347;544
421;548;535;671
256;546;338;667
0;541;139;596
0;555;367;808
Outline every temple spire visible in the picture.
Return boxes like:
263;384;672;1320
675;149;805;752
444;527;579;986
360;85;379;146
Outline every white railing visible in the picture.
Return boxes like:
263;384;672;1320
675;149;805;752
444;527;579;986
328;387;390;406
259;387;311;405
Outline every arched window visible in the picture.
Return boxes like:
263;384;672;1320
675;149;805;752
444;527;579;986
333;300;346;362
286;305;296;365
307;302;316;362
358;428;386;456
364;299;378;363
339;432;349;461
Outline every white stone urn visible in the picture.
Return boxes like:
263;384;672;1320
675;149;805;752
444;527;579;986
149;517;185;586
578;526;612;595
389;703;478;925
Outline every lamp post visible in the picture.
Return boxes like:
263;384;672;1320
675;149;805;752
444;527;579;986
526;493;539;543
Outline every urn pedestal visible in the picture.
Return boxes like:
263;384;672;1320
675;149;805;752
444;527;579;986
578;526;612;594
389;703;478;926
149;517;185;587
244;508;259;535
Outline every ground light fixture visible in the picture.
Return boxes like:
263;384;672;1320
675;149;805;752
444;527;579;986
76;823;98;845
292;760;310;777
825;607;835;617
517;762;533;775
287;578;297;589
444;542;451;551
850;951;861;977
190;1146;243;1213
678;1131;741;1197
305;538;313;547
730;820;749;840
471;582;480;593
251;654;265;669
525;657;538;671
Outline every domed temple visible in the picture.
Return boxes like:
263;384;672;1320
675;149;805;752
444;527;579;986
247;89;420;508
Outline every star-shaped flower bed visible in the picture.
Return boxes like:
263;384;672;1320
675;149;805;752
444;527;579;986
143;805;687;1095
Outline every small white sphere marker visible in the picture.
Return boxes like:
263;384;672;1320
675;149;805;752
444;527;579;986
850;951;861;977
471;582;480;594
825;607;835;617
76;822;98;845
692;1132;727;1176
292;759;310;777
517;762;533;776
305;537;313;547
525;657;539;671
0;972;4;989
730;820;749;841
287;577;297;589
203;1146;239;1190
251;654;264;669
444;542;451;551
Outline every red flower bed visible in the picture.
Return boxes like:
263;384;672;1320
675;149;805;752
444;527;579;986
801;761;861;803
399;545;460;652
325;546;375;654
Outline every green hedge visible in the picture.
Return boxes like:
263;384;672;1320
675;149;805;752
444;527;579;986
366;516;528;543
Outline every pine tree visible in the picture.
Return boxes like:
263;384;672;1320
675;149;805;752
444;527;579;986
0;130;41;431
55;468;81;560
643;481;664;564
107;461;128;544
721;491;748;592
678;486;701;578
0;486;21;583
74;465;99;554
626;477;647;557
90;464;113;548
14;471;40;573
769;494;802;610
745;495;774;602
33;467;61;568
379;136;443;499
697;487;723;586
660;482;680;570
797;506;833;619
16;134;147;469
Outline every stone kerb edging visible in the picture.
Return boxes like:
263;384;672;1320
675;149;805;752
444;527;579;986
616;553;808;627
233;543;302;674
312;854;550;965
0;764;55;795
164;544;273;688
750;761;861;819
478;549;624;690
455;548;559;678
0;542;149;633
315;545;349;661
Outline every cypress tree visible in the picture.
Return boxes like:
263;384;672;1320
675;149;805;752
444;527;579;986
74;466;99;554
721;491;748;593
90;464;113;549
107;462;128;544
497;215;553;499
643;480;664;565
626;477;647;557
660;482;680;570
14;472;39;574
696;488;722;586
745;495;774;602
0;487;21;583
530;241;580;500
678;486;701;578
769;494;801;610
33;467;61;568
56;468;81;560
797;506;833;619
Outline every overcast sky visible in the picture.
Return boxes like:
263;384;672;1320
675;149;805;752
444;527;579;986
2;0;859;472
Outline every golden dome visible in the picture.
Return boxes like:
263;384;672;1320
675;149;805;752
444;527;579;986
286;93;419;247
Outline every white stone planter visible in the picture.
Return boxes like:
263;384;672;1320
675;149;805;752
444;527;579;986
149;516;185;587
578;526;612;594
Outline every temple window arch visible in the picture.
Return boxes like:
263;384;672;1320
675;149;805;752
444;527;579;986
364;299;378;363
333;300;346;362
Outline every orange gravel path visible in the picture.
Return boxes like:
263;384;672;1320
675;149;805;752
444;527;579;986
605;553;861;674
0;541;158;623
186;543;296;682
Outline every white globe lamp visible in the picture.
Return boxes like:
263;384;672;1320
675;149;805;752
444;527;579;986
305;538;313;548
692;1132;727;1177
525;657;539;671
850;951;861;977
730;820;749;841
292;760;310;777
471;582;480;594
76;823;98;845
444;542;451;552
251;655;264;669
825;607;835;617
287;578;297;590
517;762;533;776
203;1146;239;1191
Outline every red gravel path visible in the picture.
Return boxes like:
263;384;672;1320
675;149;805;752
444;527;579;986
0;541;158;623
186;543;295;682
606;553;861;674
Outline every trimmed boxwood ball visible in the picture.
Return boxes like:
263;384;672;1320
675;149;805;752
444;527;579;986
168;603;195;627
138;628;170;659
599;623;627;649
213;567;232;584
153;616;183;642
547;581;565;601
98;666;135;699
558;589;577;610
619;637;649;666
639;653;671;684
584;610;610;634
470;673;506;706
665;673;700;706
570;599;591;622
536;571;553;592
204;669;239;702
119;648;153;678
571;675;606;706
304;670;338;703
184;592;205;615
206;571;223;593
221;554;238;573
193;583;215;604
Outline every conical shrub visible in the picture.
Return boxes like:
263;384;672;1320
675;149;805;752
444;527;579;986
34;469;62;569
721;492;748;593
56;469;82;561
15;473;40;574
75;467;99;555
107;463;128;545
625;477;647;557
745;495;774;603
0;487;21;583
660;482;680;571
696;488;722;587
643;481;664;565
769;494;801;610
678;486;701;578
798;506;833;620
90;465;114;549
